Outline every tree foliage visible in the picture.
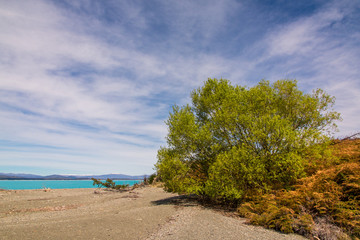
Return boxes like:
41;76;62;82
156;79;341;201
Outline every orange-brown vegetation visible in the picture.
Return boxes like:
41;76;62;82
238;138;360;239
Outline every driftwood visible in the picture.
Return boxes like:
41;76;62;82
341;132;360;141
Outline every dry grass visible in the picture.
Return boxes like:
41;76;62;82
238;138;360;239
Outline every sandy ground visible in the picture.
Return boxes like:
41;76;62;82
0;187;306;240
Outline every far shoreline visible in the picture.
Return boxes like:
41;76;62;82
0;178;144;180
0;179;143;190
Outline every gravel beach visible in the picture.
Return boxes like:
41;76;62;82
0;187;306;240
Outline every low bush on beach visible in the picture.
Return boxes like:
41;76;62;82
91;178;129;190
148;173;157;184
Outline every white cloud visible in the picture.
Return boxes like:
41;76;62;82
0;0;244;174
0;0;359;174
254;0;360;136
0;1;168;174
267;6;344;57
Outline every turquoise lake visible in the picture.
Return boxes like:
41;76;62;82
0;180;142;190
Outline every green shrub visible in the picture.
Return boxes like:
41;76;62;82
156;78;340;201
148;173;157;184
91;178;129;190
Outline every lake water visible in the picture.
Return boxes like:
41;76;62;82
0;180;142;190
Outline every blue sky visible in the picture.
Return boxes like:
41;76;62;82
0;0;359;175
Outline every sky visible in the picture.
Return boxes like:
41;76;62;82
0;0;359;176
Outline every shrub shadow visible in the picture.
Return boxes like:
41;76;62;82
151;194;198;207
151;193;239;218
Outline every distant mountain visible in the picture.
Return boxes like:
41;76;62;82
0;173;43;179
43;175;79;180
0;173;44;180
91;174;147;180
0;173;148;180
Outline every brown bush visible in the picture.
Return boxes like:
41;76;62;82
238;139;360;239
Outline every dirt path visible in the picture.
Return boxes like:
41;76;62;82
0;187;306;240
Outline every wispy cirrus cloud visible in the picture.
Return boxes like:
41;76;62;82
0;0;241;174
243;0;360;134
0;0;359;175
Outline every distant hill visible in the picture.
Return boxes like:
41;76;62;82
0;173;43;179
0;173;148;180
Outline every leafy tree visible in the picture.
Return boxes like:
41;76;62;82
156;79;341;201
